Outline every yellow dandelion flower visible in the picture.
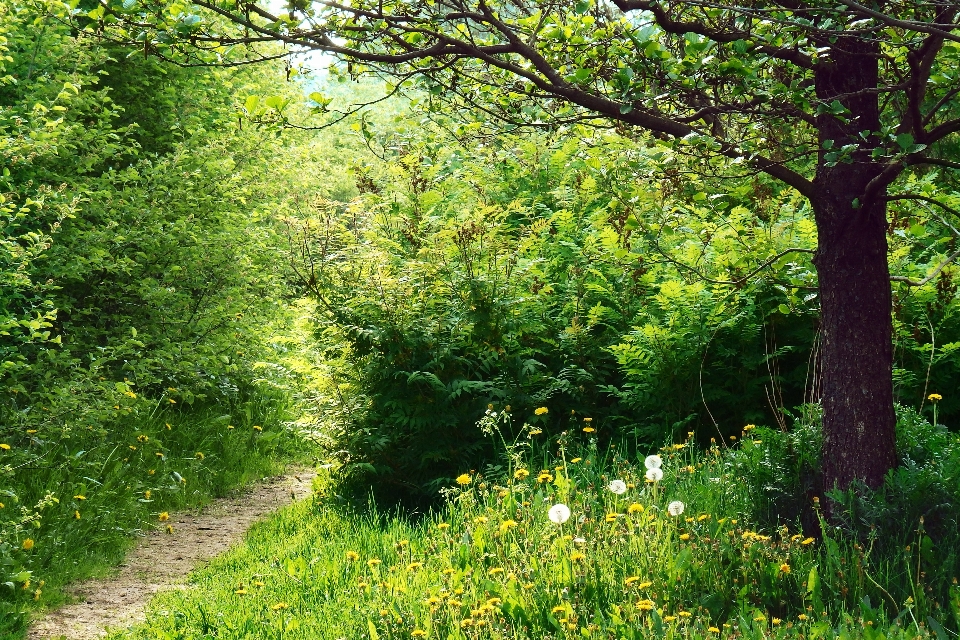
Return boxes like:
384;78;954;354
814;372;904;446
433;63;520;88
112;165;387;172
456;473;472;485
636;599;655;611
158;512;170;521
537;472;553;483
367;558;382;568
137;435;149;443
166;524;174;534
552;606;566;614
235;588;248;595
437;522;450;530
514;468;530;480
928;393;942;402
605;513;620;523
772;617;782;625
709;626;721;633
499;520;518;533
754;615;765;622
571;457;582;463
0;444;10;450
679;533;691;541
271;602;288;610
195;452;204;460
407;562;423;572
22;539;34;551
663;616;677;623
583;427;595;433
780;563;791;573
570;552;586;562
74;494;86;501
678;611;691;618
798;614;809;621
144;490;151;500
534;407;548;415
74;510;81;519
801;537;815;545
346;551;360;561
638;581;652;589
488;567;505;575
743;424;756;431
411;631;426;638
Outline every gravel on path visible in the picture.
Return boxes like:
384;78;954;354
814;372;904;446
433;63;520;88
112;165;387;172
27;471;315;640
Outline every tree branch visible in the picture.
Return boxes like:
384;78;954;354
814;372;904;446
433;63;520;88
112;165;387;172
833;0;960;44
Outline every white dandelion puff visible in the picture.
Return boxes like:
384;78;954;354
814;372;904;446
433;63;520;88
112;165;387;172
644;454;663;470
608;479;628;495
548;503;571;524
667;501;685;516
645;468;663;482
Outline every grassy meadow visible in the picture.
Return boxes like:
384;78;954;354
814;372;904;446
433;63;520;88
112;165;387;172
108;407;960;640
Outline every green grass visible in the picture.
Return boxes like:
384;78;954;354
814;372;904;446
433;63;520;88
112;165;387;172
1;385;315;638
107;416;960;640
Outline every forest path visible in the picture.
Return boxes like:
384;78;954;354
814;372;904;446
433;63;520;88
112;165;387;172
27;470;316;640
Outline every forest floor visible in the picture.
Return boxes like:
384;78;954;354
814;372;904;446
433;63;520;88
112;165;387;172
26;470;316;640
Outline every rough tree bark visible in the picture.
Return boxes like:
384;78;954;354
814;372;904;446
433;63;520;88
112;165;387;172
813;37;898;493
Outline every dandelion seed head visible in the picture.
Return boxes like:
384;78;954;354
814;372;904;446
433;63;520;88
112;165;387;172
608;479;627;494
548;503;571;524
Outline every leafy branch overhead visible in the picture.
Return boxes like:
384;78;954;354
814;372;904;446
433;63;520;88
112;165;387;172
83;1;960;201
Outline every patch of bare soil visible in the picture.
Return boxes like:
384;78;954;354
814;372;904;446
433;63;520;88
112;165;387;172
27;471;315;640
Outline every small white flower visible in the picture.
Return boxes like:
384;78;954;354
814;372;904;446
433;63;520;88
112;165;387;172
548;503;571;524
644;454;662;470
608;479;627;495
645;468;663;482
667;501;685;516
573;537;586;544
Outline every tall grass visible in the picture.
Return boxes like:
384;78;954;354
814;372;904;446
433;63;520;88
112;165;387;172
109;408;960;639
1;385;310;638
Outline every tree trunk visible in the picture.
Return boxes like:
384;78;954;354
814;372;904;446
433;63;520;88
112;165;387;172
812;38;898;494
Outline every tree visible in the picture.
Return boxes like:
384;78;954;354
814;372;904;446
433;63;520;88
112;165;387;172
90;0;960;494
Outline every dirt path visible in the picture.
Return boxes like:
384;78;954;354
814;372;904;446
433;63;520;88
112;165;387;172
27;470;315;640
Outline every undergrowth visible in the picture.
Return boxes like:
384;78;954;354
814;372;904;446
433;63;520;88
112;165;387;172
108;406;960;640
0;385;310;638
